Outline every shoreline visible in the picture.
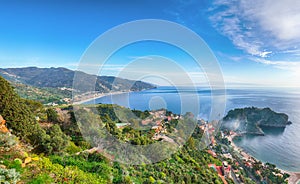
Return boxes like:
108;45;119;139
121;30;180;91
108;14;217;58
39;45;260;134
72;90;300;183
228;133;300;184
72;91;130;105
72;87;156;105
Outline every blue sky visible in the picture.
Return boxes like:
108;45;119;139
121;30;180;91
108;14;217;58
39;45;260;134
1;0;300;87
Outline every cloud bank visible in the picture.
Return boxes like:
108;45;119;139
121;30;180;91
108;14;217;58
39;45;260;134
210;0;300;56
209;0;300;73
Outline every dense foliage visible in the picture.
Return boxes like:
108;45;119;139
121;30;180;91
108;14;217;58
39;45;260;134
0;76;288;183
0;76;68;154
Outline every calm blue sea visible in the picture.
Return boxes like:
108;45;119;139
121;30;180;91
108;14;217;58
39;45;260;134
85;86;300;172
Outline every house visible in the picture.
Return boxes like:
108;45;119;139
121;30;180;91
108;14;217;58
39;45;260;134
116;123;130;128
222;161;232;179
207;150;217;157
208;163;228;184
211;136;216;146
245;161;253;168
152;125;163;133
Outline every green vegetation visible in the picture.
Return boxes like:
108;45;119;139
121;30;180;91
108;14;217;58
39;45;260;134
0;76;287;183
0;76;69;154
14;83;71;105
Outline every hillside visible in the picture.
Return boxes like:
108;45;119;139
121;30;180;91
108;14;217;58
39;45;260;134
0;75;236;184
0;67;155;104
221;107;292;135
1;76;288;183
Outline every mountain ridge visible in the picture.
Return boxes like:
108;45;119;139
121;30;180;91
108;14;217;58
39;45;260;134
0;67;155;92
0;67;156;104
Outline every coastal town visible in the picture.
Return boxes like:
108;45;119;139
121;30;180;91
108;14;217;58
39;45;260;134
95;106;299;184
198;120;298;184
90;105;296;184
116;108;298;184
1;93;300;183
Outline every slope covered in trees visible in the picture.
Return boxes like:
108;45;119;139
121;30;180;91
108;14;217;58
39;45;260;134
0;76;253;183
0;76;68;154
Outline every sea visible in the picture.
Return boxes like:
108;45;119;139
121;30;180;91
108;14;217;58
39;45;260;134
84;86;300;172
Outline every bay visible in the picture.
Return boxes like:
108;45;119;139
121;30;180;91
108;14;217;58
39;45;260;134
84;86;300;172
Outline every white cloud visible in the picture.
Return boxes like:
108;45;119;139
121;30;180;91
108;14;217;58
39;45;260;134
252;0;300;42
281;49;300;56
259;51;272;58
210;0;300;57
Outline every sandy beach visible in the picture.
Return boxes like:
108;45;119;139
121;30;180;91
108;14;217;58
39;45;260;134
72;91;130;105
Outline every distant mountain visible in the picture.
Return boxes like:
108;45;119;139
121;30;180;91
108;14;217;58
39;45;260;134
0;67;155;93
0;67;156;104
221;107;292;135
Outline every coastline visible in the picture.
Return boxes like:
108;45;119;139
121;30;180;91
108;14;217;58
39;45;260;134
72;89;300;184
228;133;300;184
72;87;156;105
72;91;130;105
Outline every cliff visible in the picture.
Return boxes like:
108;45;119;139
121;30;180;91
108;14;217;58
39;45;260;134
0;115;9;133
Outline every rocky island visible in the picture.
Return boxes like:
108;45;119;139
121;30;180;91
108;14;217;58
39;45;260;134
221;107;292;135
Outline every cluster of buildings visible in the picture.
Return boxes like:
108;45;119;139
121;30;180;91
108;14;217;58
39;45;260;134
208;161;232;184
201;121;238;183
115;109;180;136
205;126;288;184
149;110;180;136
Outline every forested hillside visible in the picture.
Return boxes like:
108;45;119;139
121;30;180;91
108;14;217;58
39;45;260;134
0;75;237;184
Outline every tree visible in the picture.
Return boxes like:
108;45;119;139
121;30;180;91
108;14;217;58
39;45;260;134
48;124;70;153
46;108;58;123
187;137;196;150
0;76;68;154
0;76;43;143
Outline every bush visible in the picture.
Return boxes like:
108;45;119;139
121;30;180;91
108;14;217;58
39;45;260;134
33;124;70;154
48;124;70;153
37;157;107;184
46;108;58;123
28;173;53;184
0;133;18;152
65;141;81;154
0;168;20;184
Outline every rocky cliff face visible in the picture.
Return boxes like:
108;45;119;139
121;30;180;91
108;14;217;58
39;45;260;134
221;107;292;135
0;115;9;133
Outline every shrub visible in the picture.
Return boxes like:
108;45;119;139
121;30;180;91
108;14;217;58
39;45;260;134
0;168;20;184
37;157;107;184
0;133;18;152
65;141;81;154
28;173;53;184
